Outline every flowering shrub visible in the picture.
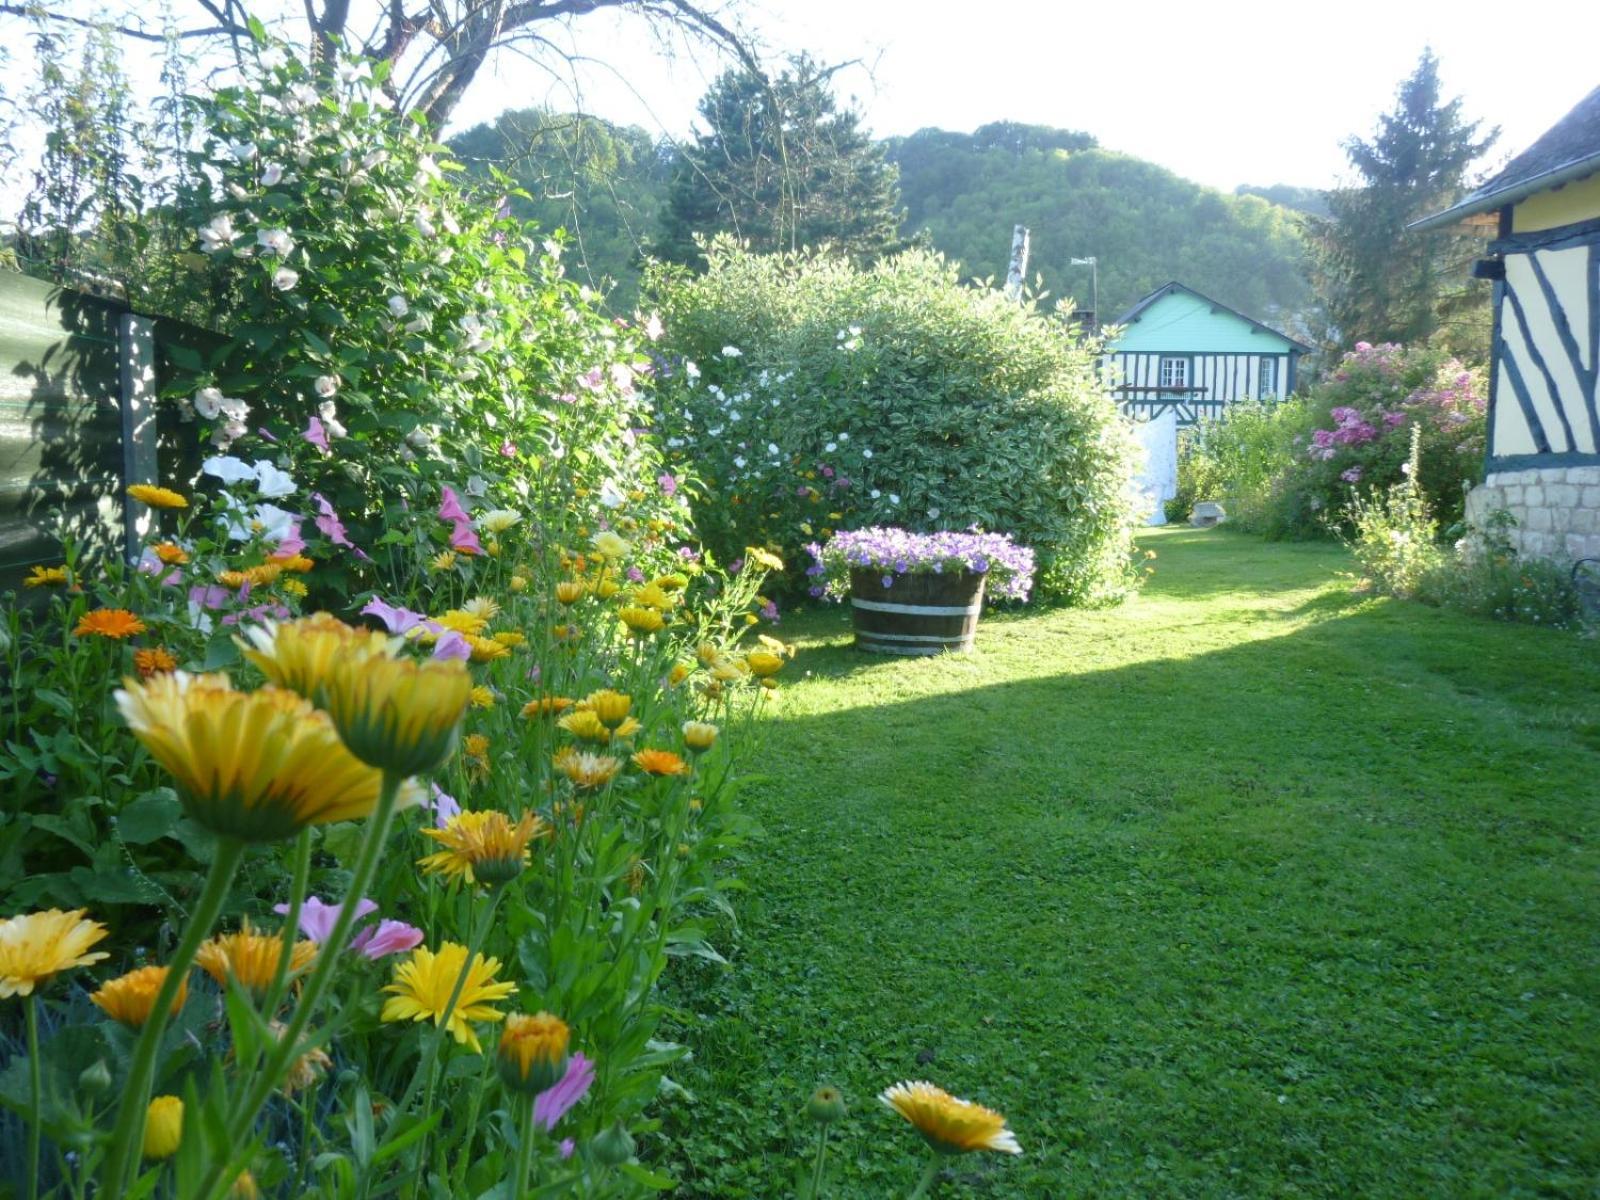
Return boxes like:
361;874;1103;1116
646;239;1141;605
1169;398;1302;528
805;527;1036;601
1265;342;1485;538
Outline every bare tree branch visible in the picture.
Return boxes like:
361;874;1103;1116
0;3;234;42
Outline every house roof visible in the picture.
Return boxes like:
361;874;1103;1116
1110;281;1313;352
1411;84;1600;232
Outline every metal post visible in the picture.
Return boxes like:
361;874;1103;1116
118;313;158;563
1005;225;1030;301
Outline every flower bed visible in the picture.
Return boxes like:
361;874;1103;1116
805;527;1037;602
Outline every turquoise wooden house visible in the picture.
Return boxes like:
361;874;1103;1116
1105;282;1310;423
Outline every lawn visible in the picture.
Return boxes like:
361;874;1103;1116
658;527;1600;1198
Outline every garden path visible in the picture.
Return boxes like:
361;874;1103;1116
661;528;1600;1198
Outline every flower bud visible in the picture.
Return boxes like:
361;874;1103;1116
807;1084;846;1125
591;1121;636;1166
497;1011;569;1095
78;1060;112;1096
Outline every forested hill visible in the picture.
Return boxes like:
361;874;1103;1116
450;112;1314;326
886;124;1313;325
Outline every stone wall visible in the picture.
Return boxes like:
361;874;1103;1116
1464;465;1600;561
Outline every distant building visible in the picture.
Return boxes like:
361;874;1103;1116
1104;281;1310;425
1412;85;1600;563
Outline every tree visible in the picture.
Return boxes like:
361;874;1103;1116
451;109;670;310
0;0;760;131
657;54;904;267
1311;49;1498;352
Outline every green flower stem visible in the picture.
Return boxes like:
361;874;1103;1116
101;836;247;1195
448;1051;497;1195
195;772;405;1200
261;827;313;1021
397;883;506;1199
906;1157;940;1200
25;993;41;1200
512;1093;537;1200
809;1125;829;1200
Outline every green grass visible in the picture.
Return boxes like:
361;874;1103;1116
657;528;1600;1198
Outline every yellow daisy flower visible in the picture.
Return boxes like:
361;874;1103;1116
879;1081;1022;1155
143;1095;184;1159
618;606;664;636
419;809;546;886
465;634;510;663
555;581;585;605
590;530;630;559
380;942;516;1052
745;650;784;678
237;613;394;702
462;597;501;620
430;550;458;572
554;747;622;791
325;652;472;777
0;909;110;997
469;685;496;709
681;721;719;752
581;689;632;727
117;672;389;841
434;609;489;636
23;565;68;588
520;695;575;719
557;709;612;743
127;484;187;509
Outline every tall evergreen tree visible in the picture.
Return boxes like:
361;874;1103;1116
657;54;904;267
1312;49;1499;352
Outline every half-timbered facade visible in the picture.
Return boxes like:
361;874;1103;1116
1413;85;1600;563
1104;282;1309;425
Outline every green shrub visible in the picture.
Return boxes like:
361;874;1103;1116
1345;431;1584;628
646;240;1142;604
1171;398;1302;528
1265;342;1485;539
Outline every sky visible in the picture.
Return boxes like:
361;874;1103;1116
10;0;1599;195
433;0;1598;191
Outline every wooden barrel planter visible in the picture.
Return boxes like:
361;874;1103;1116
849;567;986;655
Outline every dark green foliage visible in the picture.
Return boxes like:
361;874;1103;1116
657;55;905;269
449;109;670;311
661;529;1600;1197
886;126;1312;325
1309;50;1498;355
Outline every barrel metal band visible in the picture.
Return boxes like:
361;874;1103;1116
858;630;972;644
851;598;982;617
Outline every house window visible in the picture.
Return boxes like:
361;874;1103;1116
1258;357;1277;397
1158;356;1188;389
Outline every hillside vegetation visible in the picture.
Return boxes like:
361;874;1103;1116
450;112;1314;325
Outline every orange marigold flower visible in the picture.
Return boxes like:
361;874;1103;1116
632;748;688;776
134;647;179;678
75;609;146;639
91;964;187;1028
270;553;315;573
152;542;189;565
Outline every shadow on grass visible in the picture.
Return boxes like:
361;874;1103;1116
665;576;1600;1199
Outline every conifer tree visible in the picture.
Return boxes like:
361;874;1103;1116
1312;49;1499;352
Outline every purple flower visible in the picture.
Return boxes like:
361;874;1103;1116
558;1138;575;1160
353;919;424;959
534;1053;595;1131
438;486;470;524
362;597;428;634
882;573;894;588
1340;466;1363;483
809;527;1036;602
626;567;645;583
429;782;460;828
760;600;780;623
312;493;357;551
657;472;678;496
272;895;378;943
433;630;472;661
500;439;518;458
303;416;330;453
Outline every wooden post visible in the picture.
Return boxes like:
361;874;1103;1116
118;313;158;563
1004;225;1030;301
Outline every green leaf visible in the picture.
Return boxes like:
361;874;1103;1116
617;1162;677;1190
116;788;182;844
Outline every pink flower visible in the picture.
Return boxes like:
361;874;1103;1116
438;486;469;524
449;522;484;556
499;440;517;458
556;392;578;405
303;416;330;453
534;1053;595;1131
1340;466;1363;483
1354;341;1373;352
273;896;378;943
576;367;604;392
189;583;233;611
352;920;424;959
428;783;460;828
433;630;472;661
626;567;644;583
274;522;307;557
312;493;355;549
657;472;677;496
